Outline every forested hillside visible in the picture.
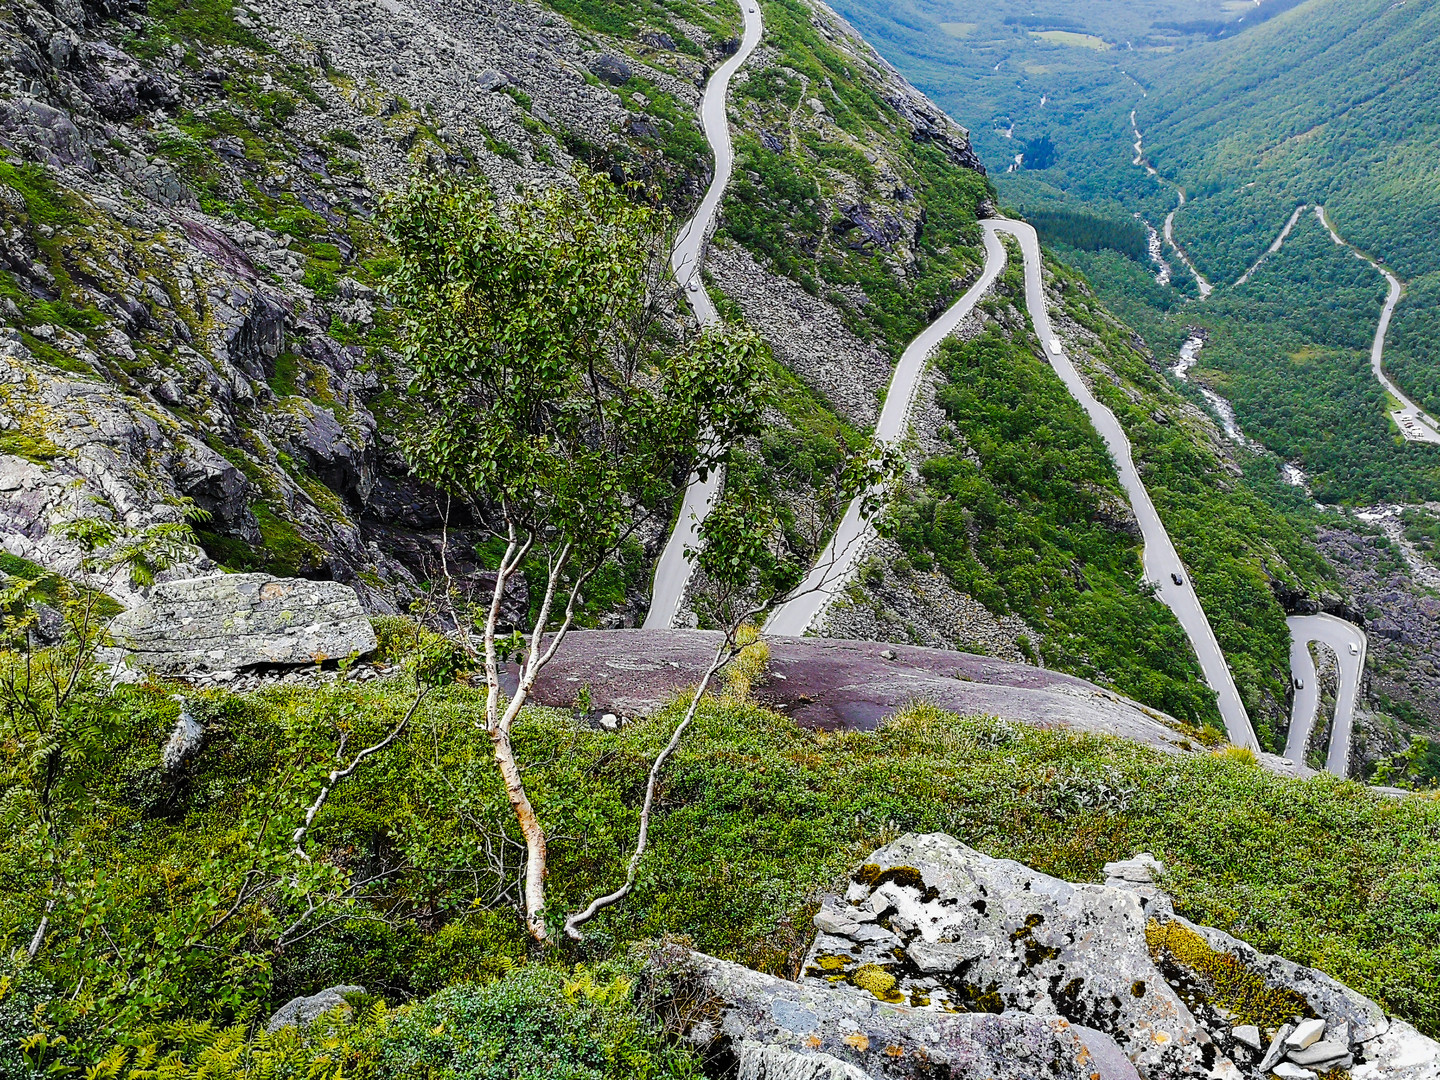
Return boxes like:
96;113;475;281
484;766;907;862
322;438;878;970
1142;0;1440;287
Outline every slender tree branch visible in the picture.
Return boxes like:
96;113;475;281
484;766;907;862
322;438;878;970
27;896;56;959
564;632;738;940
292;688;429;862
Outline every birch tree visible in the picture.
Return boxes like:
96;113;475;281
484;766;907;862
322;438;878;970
385;171;768;940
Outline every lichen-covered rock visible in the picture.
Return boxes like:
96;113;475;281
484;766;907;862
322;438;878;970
802;833;1440;1079
649;944;1139;1080
110;573;377;672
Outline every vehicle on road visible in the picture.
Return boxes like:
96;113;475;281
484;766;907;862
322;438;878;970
1170;572;1183;586
687;278;700;293
1049;338;1062;355
1294;676;1304;690
1349;642;1359;655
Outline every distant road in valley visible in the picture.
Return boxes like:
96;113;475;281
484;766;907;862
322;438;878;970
1314;206;1440;446
1234;204;1306;287
643;0;764;630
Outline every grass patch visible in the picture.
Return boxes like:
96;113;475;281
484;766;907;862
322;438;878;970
1031;29;1111;50
0;430;61;463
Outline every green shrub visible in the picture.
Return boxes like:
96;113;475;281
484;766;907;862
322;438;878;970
365;964;692;1079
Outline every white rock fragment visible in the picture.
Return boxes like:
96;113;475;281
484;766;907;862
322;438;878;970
1103;852;1165;884
1289;1040;1350;1067
1232;1024;1263;1051
1287;1019;1327;1051
1259;1023;1295;1071
1273;1064;1317;1080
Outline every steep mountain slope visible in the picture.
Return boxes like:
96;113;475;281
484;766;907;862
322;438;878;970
0;0;1351;743
1142;0;1440;288
0;0;986;623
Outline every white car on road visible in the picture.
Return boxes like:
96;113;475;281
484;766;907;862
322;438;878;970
1049;338;1062;355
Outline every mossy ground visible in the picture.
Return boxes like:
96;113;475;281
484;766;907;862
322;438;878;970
6;669;1438;1044
1146;919;1311;1031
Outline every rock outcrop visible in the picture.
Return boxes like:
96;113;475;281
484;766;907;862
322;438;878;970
109;573;376;673
781;833;1439;1080
0;0;985;630
655;945;1140;1079
265;984;365;1033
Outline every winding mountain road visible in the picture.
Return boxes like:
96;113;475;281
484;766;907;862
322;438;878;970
1234;203;1305;287
642;0;764;630
1315;206;1440;446
1285;614;1366;776
764;237;1007;636
767;218;1261;751
1120;125;1383;757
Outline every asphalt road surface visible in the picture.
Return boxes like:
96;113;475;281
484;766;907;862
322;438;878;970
764;238;1005;636
1285;613;1367;776
642;0;763;630
1315;205;1440;445
994;219;1257;751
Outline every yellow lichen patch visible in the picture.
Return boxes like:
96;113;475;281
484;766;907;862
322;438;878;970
1146;920;1309;1030
842;1033;870;1052
812;954;849;971
852;964;904;1003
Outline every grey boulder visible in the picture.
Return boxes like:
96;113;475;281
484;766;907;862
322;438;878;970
648;944;1139;1080
801;833;1440;1079
265;985;364;1033
110;574;377;673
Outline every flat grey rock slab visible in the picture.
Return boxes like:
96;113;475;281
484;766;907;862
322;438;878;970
526;630;1196;753
110;573;376;673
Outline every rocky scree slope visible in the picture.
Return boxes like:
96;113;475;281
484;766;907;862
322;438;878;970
0;0;991;628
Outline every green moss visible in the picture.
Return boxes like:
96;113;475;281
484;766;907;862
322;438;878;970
142;0;266;51
852;863;926;890
0;430;61;463
0;159;83;227
267;351;301;397
0;551;122;617
215;504;326;577
1146;919;1311;1030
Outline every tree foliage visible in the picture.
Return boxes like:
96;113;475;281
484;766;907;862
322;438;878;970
384;170;771;939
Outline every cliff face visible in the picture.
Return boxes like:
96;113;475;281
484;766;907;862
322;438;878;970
0;0;984;614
